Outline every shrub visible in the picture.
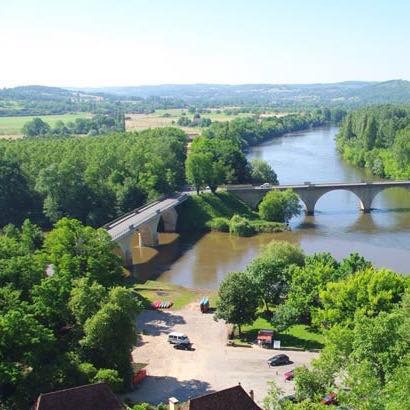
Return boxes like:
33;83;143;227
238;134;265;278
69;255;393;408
229;215;255;236
93;368;123;392
208;217;230;232
250;220;287;233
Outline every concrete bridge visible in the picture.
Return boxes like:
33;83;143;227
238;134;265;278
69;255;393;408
226;180;410;215
104;193;188;266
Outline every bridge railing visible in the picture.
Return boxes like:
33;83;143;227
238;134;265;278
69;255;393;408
103;195;166;229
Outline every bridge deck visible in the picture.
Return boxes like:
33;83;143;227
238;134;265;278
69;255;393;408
106;193;187;241
226;180;410;190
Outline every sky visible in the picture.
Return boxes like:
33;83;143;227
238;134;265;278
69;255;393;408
1;0;410;88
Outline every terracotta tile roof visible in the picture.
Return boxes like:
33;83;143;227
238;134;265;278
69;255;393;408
180;385;261;410
33;382;124;410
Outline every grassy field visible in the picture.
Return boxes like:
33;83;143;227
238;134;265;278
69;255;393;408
133;280;216;310
0;113;91;138
235;315;325;350
125;108;255;134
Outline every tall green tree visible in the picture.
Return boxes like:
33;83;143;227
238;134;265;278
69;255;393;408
258;189;301;223
215;271;258;335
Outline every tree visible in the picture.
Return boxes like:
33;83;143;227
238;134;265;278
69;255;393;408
215;271;258;335
313;268;406;328
263;381;283;410
272;252;340;328
69;278;107;326
250;158;278;184
0;308;55;390
22;117;50;137
0;157;34;227
246;241;304;311
80;287;141;381
43;218;123;287
185;152;211;194
258;189;301;223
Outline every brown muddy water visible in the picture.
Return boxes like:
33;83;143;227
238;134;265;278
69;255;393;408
130;127;410;288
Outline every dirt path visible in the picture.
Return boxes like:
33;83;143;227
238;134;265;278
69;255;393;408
125;304;317;406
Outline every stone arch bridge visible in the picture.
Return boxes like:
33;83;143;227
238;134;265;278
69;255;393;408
226;180;410;215
104;193;188;266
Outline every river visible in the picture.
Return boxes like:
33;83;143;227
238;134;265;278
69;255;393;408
131;126;410;288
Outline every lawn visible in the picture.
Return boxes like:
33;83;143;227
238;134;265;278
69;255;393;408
235;315;325;350
133;280;216;310
0;113;92;137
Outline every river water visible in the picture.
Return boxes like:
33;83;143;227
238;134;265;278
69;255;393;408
131;126;410;288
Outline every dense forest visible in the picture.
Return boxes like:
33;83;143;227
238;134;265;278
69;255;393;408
0;112;327;228
0;218;140;408
0;127;187;227
336;105;410;179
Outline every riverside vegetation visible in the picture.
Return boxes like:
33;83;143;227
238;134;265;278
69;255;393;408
336;104;410;179
0;112;324;229
214;240;409;409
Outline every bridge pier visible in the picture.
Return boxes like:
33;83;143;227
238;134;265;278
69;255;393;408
161;208;178;231
138;214;161;247
293;189;322;216
116;236;134;267
349;186;383;213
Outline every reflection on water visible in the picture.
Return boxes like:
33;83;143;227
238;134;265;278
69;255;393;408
131;127;410;288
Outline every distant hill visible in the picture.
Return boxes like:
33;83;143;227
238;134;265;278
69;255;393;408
77;80;410;106
1;80;410;116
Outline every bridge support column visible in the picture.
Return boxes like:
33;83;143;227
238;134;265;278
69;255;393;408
138;215;161;247
161;208;178;232
116;236;134;267
294;189;323;216
351;186;383;213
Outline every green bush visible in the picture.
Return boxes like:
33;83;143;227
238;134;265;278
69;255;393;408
229;215;255;236
250;220;287;233
208;217;230;232
93;368;123;392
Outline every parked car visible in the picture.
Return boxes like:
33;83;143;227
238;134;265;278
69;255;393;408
256;182;270;189
173;341;192;350
168;332;190;344
320;392;337;405
283;369;294;380
267;354;290;366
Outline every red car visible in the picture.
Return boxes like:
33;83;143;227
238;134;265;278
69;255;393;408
283;369;294;381
320;392;337;405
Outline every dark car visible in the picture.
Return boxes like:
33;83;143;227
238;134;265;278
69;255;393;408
267;354;290;366
173;341;192;350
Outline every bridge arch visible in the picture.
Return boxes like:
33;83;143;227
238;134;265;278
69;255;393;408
295;186;383;215
370;185;410;210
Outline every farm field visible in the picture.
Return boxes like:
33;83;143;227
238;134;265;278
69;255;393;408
125;108;264;134
0;113;92;138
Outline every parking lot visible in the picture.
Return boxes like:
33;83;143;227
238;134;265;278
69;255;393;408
126;303;318;406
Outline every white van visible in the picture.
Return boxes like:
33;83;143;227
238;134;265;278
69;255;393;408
168;332;190;344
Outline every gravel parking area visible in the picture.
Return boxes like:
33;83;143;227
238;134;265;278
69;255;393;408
126;304;318;407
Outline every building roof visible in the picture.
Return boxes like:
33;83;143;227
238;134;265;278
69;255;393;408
181;385;261;410
33;382;124;410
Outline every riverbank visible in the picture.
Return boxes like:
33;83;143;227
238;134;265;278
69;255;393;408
176;191;287;235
